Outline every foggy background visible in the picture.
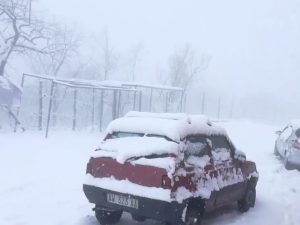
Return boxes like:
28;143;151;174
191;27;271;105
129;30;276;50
2;0;300;129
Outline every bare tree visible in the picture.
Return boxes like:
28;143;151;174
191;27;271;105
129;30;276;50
163;45;210;111
128;43;143;82
101;30;117;80
0;0;56;77
29;25;80;77
167;45;210;90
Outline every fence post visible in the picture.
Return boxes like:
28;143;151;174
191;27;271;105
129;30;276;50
52;90;57;127
179;91;184;112
72;89;77;131
117;90;121;117
133;90;137;110
38;81;43;131
14;73;26;132
149;88;153;112
138;90;142;111
99;90;104;131
165;92;169;112
91;88;95;131
112;90;117;119
45;81;55;138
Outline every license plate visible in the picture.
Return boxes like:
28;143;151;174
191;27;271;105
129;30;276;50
107;193;139;209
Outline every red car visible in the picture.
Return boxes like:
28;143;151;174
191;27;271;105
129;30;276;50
83;112;258;225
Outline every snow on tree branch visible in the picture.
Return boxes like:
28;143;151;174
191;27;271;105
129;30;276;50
0;0;70;77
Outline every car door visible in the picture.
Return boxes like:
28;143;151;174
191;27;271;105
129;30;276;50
209;135;245;206
277;126;293;157
184;135;217;210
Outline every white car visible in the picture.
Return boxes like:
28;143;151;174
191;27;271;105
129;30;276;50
274;121;300;170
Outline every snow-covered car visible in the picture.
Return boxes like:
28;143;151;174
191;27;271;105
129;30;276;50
274;121;300;170
83;112;259;225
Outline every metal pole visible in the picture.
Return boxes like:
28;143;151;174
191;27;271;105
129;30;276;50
149;88;153;112
165;92;169;112
72;89;78;131
38;81;43;131
91;88;95;131
138;90;142;111
179;91;184;112
14;73;26;132
133;90;137;110
99;90;104;131
112;90;117;119
117;90;121;117
45;81;55;138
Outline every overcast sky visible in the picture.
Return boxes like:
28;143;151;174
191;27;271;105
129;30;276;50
34;0;300;113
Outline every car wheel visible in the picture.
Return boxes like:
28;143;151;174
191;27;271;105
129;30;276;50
284;158;292;170
184;201;204;225
185;216;202;225
274;145;279;156
131;214;146;222
238;188;256;213
95;209;122;224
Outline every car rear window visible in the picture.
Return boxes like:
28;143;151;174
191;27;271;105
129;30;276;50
107;132;176;143
110;132;144;139
295;129;300;138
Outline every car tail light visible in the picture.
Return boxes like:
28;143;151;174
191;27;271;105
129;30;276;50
86;158;93;174
162;175;172;189
292;139;300;149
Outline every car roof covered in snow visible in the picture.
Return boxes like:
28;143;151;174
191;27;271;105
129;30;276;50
105;111;227;142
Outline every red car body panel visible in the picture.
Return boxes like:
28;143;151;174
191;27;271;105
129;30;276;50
88;157;169;189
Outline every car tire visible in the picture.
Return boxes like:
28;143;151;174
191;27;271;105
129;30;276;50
131;214;146;222
238;188;256;213
274;145;279;156
184;201;204;225
95;209;122;224
284;158;292;170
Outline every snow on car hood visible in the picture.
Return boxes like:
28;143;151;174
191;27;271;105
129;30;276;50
92;136;179;164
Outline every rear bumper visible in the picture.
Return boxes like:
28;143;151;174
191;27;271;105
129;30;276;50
83;184;186;223
288;152;300;169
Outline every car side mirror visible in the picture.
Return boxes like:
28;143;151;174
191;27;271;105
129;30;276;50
235;149;246;162
275;130;282;135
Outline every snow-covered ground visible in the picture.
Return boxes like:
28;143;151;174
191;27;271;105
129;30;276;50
0;120;299;225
